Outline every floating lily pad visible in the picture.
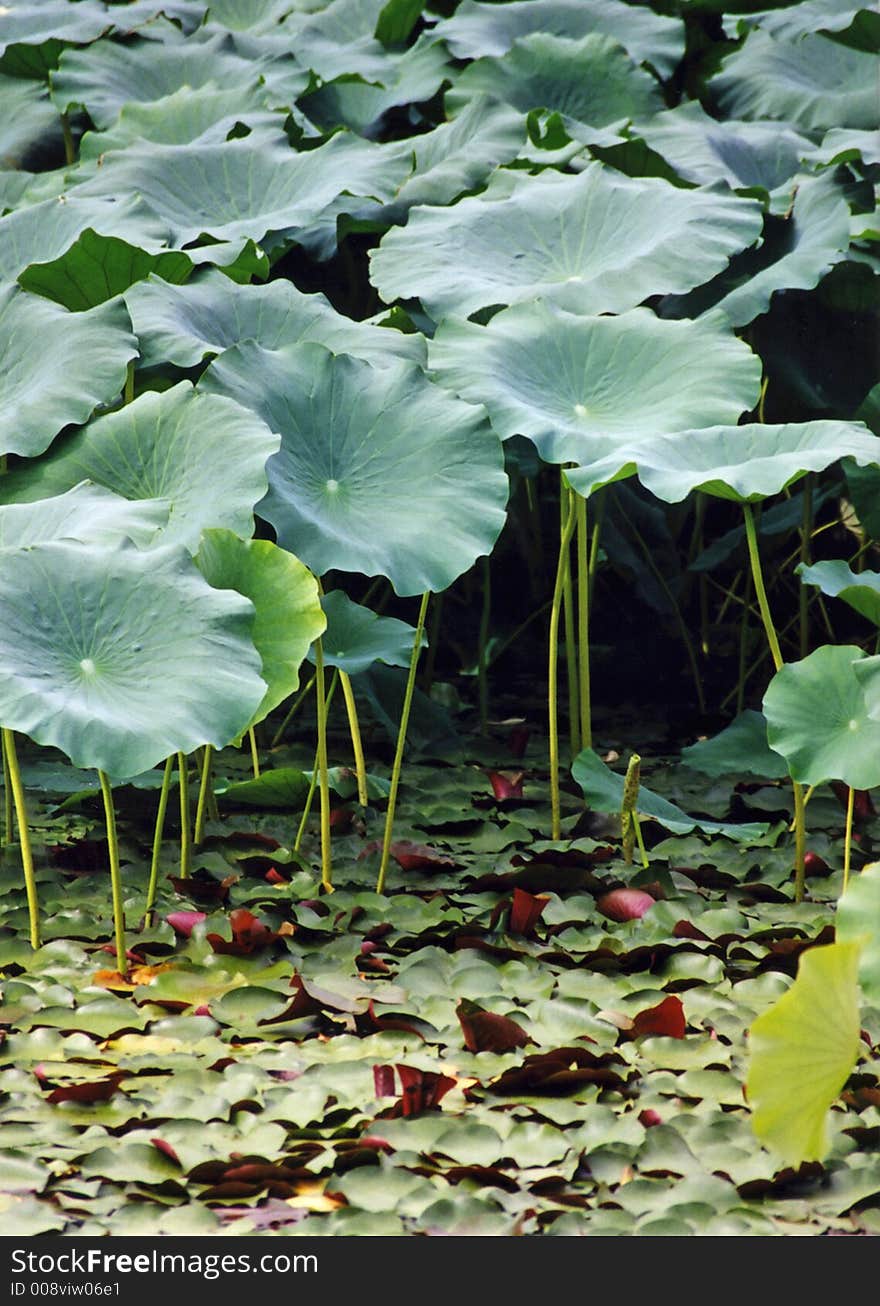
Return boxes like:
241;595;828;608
202;341;508;595
370;164;763;320
0;382;279;554
429;303;760;466
0;286;136;458
682;711;788;780
0;539;264;777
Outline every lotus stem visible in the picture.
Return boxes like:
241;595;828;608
145;755;174;918
270;672;316;748
621;753;641;865
124;361;134;406
339;670;368;806
2;729;39;950
194;745;213;845
177;752;191;880
60;111;75;166
742;503;783;673
294;670;338;853
792;779;807;903
376;591;430;894
98;770;126;976
575;492;592;752
633;812;649;870
799;474;813;659
477;554;491;732
2;729;13;847
549;494;577;841
421;590;443;693
842;784;855;896
313;637;333;893
247;726;260;779
587;492;605;606
561;480;580;759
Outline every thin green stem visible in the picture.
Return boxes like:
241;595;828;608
98;770;126;976
575;492;592;752
124;361;135;406
799;474;813;660
376;591;430;894
194;745;213;846
60;111;75;165
549;496;578;841
2;728;13;847
561;482;580;759
2;729;39;949
421;590;443;694
270;672;316;748
313;637;333;893
632;811;649;870
842;784;855;897
248;726;260;779
477;555;491;732
294;671;339;853
177;752;191;880
742;503;783;673
339;670;368;806
145;756;174;917
587;493;605;606
793;779;807;903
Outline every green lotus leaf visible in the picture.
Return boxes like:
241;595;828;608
763;645;880;788
711;32;879;132
737;0;872;41
571;749;769;841
124;270;424;370
18;231;193;312
76;129;407;251
837;862;880;1010
630;421;880;504
216;766;312;810
202;340;508;595
370;165;763;320
375;0;425;45
798;560;880;628
307;590;423;675
300;34;450;137
0;74;59;168
0;382;279;554
433;0;685;79
202;0;300;32
0;287;136;458
446;33;662;134
77;83;278;158
282;0;408;81
50;32;261;128
429;303;761;466
0;194;171;287
682;710;788;780
195;528;325;732
630;102;815;208
0;539;265;777
815;127;880;168
0;484;168;549
747;941;861;1166
663;174;852;329
846;456;880;539
0;1;110;76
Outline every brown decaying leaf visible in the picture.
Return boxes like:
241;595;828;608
630;994;686;1040
206;907;292;955
474;1046;626;1098
456;999;532;1052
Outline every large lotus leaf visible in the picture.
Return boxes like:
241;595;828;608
282;0;404;81
681;710;788;781
0;75;59;168
306;590;423;675
747;942;861;1166
77;83;278;158
846;455;880;539
663;174;852;329
0;1;110;76
0;485;168;550
18;231;193;312
837;863;880;1010
798;561;880;628
0;194;171;286
738;0;872;41
445;33;662;132
299;35;450;137
711;32;879;132
572;749;768;841
630;421;880;504
854;655;880;727
50;33;261;128
815;128;880;169
429;303;761;466
369;165;763;320
432;0;685;79
201;341;508;595
0;287;136;459
763;645;880;789
0;383;280;554
195;529;325;732
630;103;815;207
202;0;300;32
124;271;424;370
0;539;265;778
76;129;408;250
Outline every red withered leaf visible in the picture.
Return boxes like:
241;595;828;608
488;770;525;801
631;995;686;1039
166;911;206;937
508;887;550;936
456;999;531;1053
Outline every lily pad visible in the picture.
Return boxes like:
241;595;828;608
202;341;508;595
429;303;760;466
748;941;862;1165
0;539;264;778
682;711;788;781
0;382;280;554
370;164;763;320
0;286;136;458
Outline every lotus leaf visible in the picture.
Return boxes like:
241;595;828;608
798;560;880;628
307;590;423;675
